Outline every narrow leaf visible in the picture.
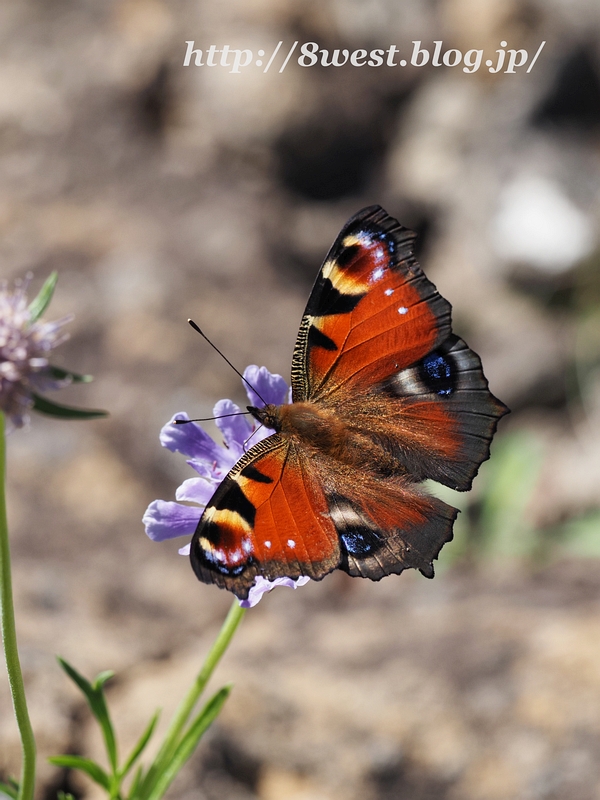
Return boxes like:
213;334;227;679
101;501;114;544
28;272;58;322
0;780;18;800
57;657;118;773
48;756;110;790
48;365;93;384
57;657;95;699
120;712;160;780
57;792;76;800
146;687;231;800
32;394;108;420
126;765;144;800
93;670;116;690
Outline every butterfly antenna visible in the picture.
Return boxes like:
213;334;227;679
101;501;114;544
243;423;264;452
174;411;251;425
187;319;268;406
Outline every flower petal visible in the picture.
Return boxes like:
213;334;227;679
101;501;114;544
243;365;289;408
175;477;216;505
214;398;253;455
143;500;201;541
238;575;310;608
160;413;230;468
250;422;279;444
186;454;237;483
186;458;214;480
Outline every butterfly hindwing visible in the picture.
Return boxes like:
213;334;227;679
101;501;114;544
377;335;508;489
191;433;459;598
326;334;507;491
319;464;458;580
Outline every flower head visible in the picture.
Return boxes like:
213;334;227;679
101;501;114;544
0;274;71;428
0;272;106;429
143;365;308;605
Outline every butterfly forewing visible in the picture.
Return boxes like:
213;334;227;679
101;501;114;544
190;435;341;599
292;206;452;402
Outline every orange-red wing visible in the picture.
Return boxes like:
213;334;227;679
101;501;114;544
190;434;341;600
325;470;458;580
337;336;509;491
290;205;508;491
291;206;452;402
190;431;459;598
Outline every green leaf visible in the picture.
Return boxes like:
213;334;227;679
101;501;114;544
120;712;160;780
28;272;58;322
32;393;108;420
57;656;95;697
48;756;110;790
146;686;231;800
57;792;76;800
0;779;18;800
126;765;144;800
48;365;94;384
57;658;118;773
93;670;116;690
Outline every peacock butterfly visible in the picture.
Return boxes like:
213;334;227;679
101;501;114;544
190;206;508;599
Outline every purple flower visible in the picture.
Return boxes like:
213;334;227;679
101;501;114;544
239;576;311;608
0;274;73;428
143;365;309;605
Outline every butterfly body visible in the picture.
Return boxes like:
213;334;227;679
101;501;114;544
191;206;508;599
249;402;370;467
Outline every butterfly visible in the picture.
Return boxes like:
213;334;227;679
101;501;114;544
190;206;508;599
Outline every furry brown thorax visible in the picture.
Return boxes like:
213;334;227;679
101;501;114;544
247;402;395;472
248;402;345;451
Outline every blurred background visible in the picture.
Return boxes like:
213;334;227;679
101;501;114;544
1;0;600;798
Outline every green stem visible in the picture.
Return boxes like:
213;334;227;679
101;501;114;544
140;598;245;799
0;412;36;800
167;598;245;734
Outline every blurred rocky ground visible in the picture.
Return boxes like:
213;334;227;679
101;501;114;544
1;0;600;798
